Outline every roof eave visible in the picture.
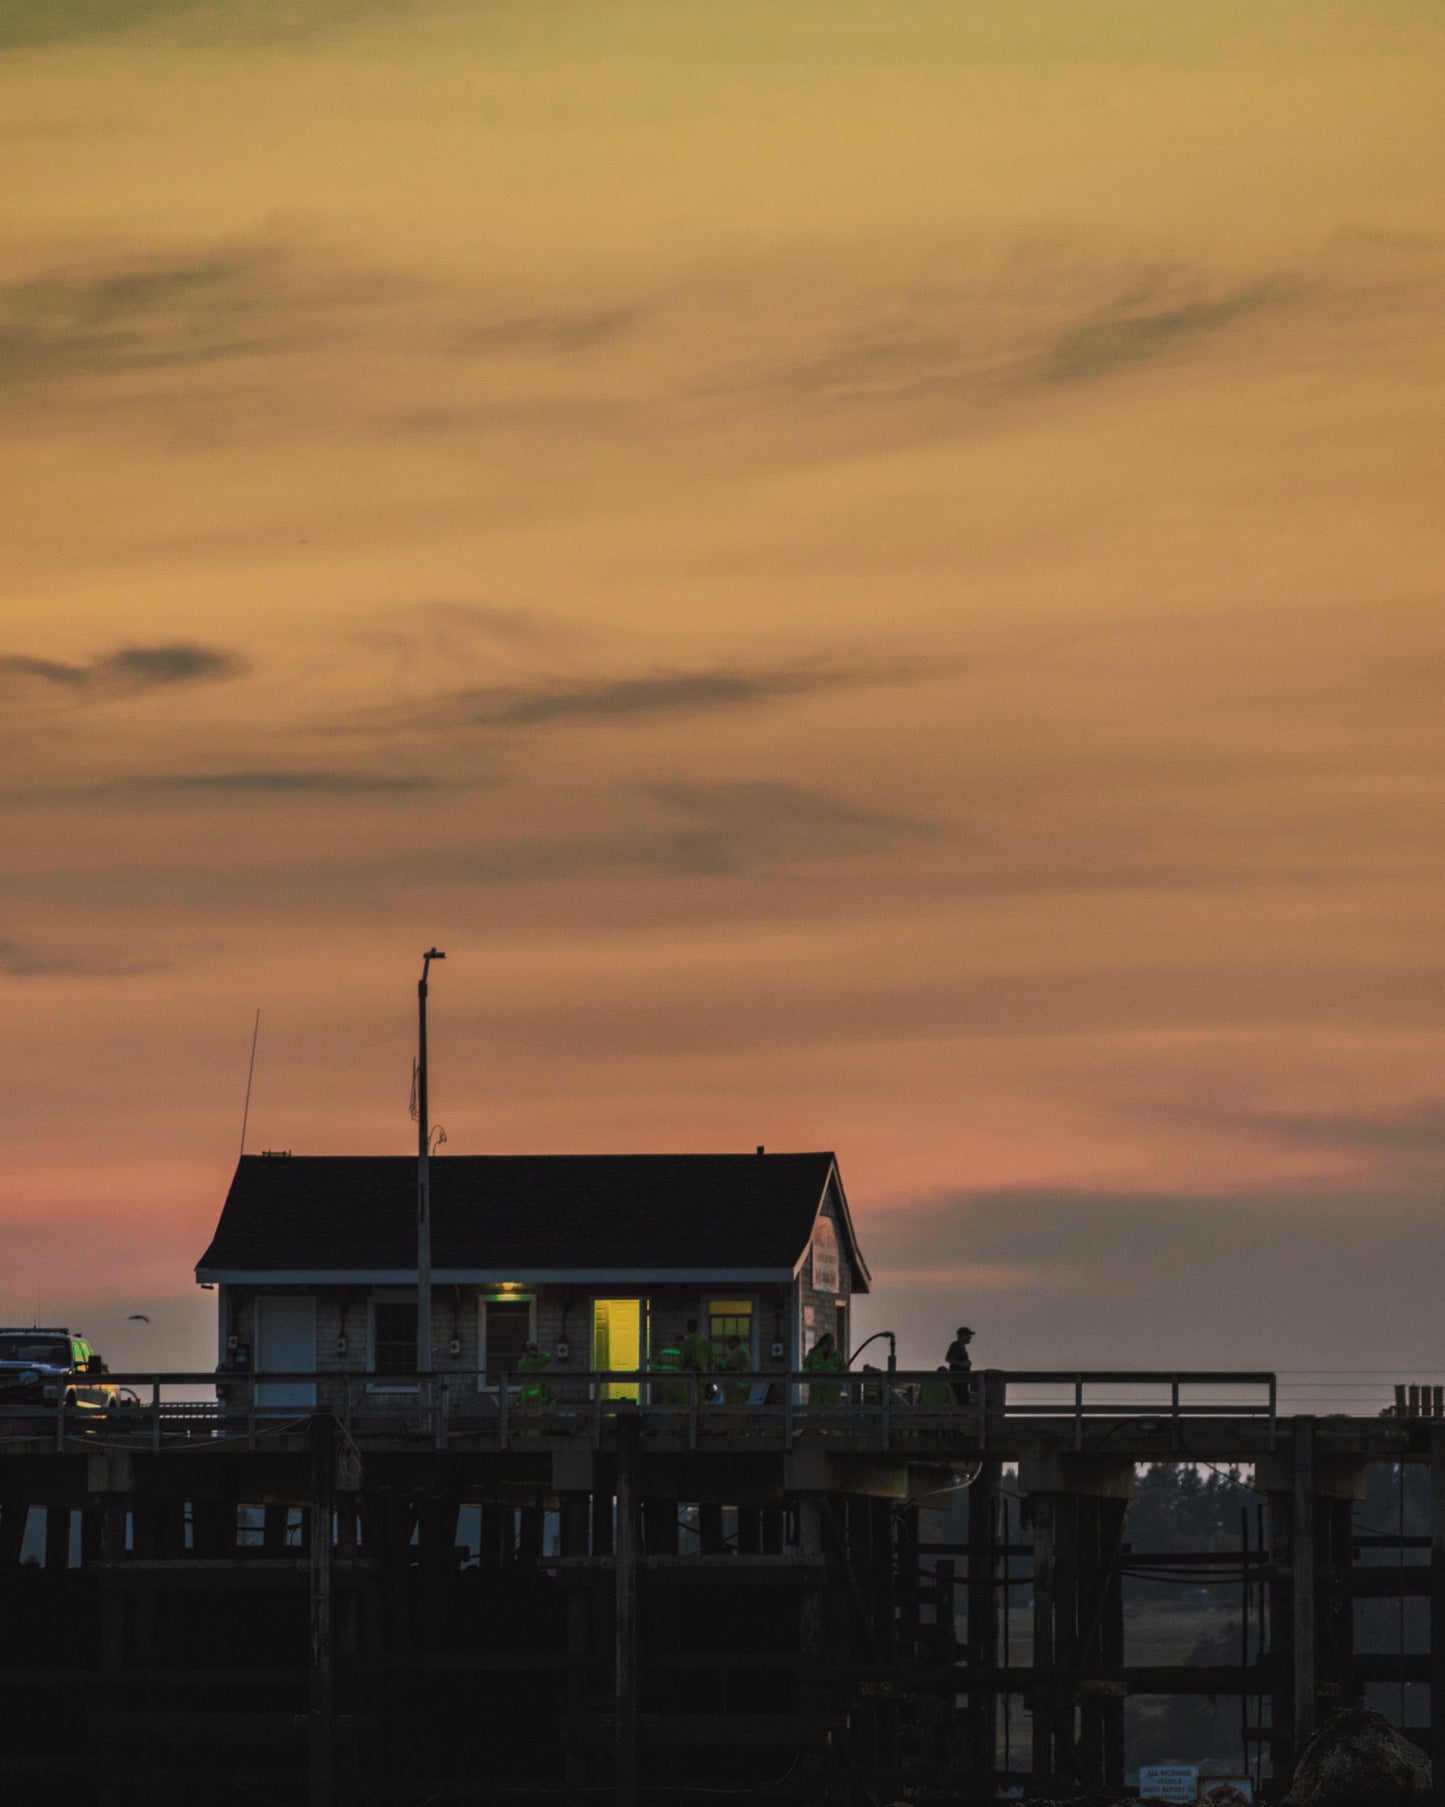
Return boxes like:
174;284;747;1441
195;1266;801;1287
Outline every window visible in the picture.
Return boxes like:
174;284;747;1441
708;1299;753;1364
373;1302;417;1378
480;1297;534;1386
0;1336;68;1367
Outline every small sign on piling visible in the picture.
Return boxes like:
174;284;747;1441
1138;1765;1199;1803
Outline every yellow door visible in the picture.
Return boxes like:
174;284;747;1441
593;1299;645;1400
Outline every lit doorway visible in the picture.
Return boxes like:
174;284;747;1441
592;1298;647;1400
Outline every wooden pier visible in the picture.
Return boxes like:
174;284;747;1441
1;1369;1440;1805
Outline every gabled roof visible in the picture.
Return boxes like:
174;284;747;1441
195;1152;870;1293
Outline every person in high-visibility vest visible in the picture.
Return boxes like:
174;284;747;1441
679;1319;713;1375
803;1331;846;1407
918;1368;956;1407
719;1334;750;1407
654;1339;686;1406
677;1318;713;1403
517;1340;555;1406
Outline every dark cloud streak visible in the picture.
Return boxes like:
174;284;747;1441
392;660;928;731
17;770;443;801
0;642;246;697
0;938;164;980
448;306;644;357
865;1184;1445;1375
1032;278;1301;386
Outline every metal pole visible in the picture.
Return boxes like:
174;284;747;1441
417;948;444;1377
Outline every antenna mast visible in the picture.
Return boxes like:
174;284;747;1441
416;948;445;1375
238;1009;261;1160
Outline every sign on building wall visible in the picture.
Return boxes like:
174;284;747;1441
1139;1768;1199;1804
811;1217;840;1295
1198;1781;1253;1804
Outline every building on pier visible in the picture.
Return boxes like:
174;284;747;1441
196;1150;869;1400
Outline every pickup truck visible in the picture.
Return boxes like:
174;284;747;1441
0;1328;118;1410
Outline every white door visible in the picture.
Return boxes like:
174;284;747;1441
255;1295;316;1407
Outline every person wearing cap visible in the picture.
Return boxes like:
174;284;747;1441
945;1325;974;1406
517;1339;555;1406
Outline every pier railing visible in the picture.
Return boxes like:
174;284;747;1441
0;1366;1277;1454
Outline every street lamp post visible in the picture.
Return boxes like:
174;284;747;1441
416;948;445;1374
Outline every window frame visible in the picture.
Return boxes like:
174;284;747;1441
368;1293;420;1393
706;1297;756;1368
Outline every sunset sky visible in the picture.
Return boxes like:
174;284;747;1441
3;2;1442;1399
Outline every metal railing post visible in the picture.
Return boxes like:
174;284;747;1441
54;1386;65;1452
1074;1374;1084;1451
498;1370;509;1451
978;1369;988;1453
152;1377;162;1453
688;1371;699;1451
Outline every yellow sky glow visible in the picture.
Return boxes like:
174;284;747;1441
2;0;1441;1376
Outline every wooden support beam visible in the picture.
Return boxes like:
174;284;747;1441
642;1496;679;1556
191;1497;235;1558
1292;1417;1317;1760
897;1505;921;1661
697;1502;724;1554
44;1504;69;1572
870;1496;901;1800
1430;1424;1445;1794
561;1493;594;1799
614;1413;640;1807
560;1491;590;1558
966;1459;1000;1784
1075;1496;1104;1788
1267;1477;1294;1782
0;1498;27;1569
562;1711;839;1749
263;1503;289;1554
80;1506;102;1568
1322;1495;1354;1703
1099;1497;1128;1793
309;1412;335;1807
1052;1492;1079;1787
796;1491;846;1807
1031;1492;1057;1793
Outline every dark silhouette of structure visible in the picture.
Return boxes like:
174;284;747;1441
3;1369;1444;1805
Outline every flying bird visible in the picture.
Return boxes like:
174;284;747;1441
128;1314;150;1323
